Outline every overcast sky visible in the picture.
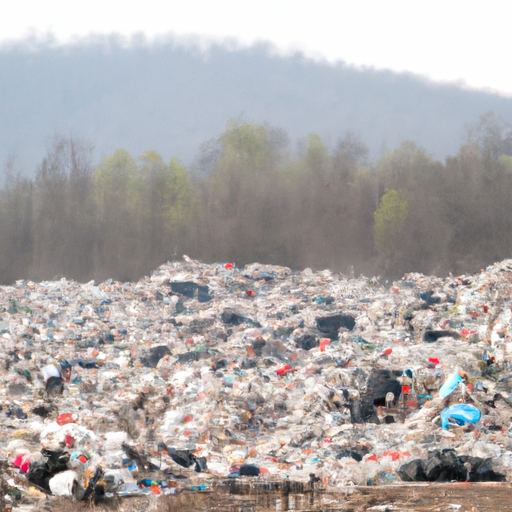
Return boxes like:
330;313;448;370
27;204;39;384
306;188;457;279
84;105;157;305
2;0;511;96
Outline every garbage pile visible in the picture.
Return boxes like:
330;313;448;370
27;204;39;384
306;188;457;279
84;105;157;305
2;256;512;506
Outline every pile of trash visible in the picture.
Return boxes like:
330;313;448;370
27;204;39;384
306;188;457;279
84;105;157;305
2;256;512;506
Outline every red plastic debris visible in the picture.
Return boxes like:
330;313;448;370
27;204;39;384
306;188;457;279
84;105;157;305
319;338;331;352
77;454;89;464
12;454;24;468
382;450;410;461
383;450;401;461
276;365;293;376
428;357;440;365
56;413;77;426
246;290;256;297
224;262;235;269
20;458;30;473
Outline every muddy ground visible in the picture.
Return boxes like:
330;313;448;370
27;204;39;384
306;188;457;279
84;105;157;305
6;483;512;512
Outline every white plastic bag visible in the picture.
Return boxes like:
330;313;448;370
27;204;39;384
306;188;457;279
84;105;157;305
49;470;78;496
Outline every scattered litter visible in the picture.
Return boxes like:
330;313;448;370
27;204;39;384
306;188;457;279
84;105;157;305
1;256;512;508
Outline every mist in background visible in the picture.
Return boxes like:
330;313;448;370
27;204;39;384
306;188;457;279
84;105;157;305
2;35;512;172
2;36;512;284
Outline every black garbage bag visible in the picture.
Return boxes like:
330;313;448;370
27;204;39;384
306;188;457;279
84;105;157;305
27;449;70;493
360;369;402;421
194;456;208;473
398;459;426;482
45;376;64;397
176;351;203;363
170;281;212;302
295;333;318;351
459;456;506;482
420;290;441;307
141;345;171;367
229;464;261;477
316;314;355;338
197;286;213;303
211;358;228;371
424;449;467;482
423;330;461;342
398;450;504;483
168;448;194;468
221;308;261;327
239;464;260;476
32;404;55;418
170;281;198;298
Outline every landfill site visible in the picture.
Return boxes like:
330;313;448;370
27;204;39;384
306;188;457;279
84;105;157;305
2;256;512;511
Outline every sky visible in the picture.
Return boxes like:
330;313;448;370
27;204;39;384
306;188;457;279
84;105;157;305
1;0;512;96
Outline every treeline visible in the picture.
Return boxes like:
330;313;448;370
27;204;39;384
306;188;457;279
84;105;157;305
1;113;512;284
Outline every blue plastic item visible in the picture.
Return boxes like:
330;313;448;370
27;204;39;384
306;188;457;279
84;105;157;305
438;372;463;398
189;484;207;491
440;404;481;429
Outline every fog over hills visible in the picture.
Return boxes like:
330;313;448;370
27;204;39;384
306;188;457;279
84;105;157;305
2;35;512;171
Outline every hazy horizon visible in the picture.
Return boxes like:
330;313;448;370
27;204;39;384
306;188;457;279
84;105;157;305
3;35;512;174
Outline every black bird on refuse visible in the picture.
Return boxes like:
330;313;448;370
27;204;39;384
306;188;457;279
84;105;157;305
158;442;207;472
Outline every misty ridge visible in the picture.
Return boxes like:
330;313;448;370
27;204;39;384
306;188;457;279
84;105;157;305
2;35;512;284
3;33;512;170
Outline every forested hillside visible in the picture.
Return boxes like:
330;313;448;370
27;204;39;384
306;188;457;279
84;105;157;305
1;114;512;284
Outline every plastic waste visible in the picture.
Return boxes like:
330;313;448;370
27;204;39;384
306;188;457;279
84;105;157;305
49;470;78;496
70;451;91;470
441;404;481;429
27;449;70;493
319;338;331;352
42;364;61;381
56;413;78;426
438;371;463;398
2;255;512;500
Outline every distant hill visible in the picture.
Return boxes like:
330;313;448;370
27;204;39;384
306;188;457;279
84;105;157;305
2;35;512;172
